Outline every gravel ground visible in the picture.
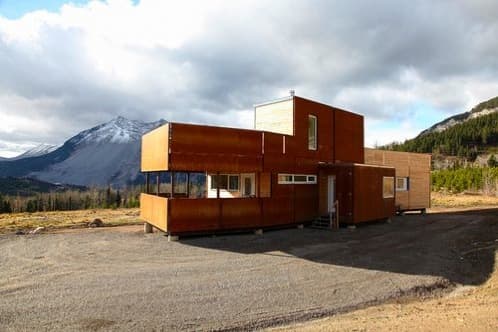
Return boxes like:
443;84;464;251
0;209;496;331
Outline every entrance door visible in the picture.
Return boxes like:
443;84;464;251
244;178;252;196
327;176;336;213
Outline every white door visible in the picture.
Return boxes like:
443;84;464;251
327;176;336;213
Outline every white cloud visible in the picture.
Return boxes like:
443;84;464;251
0;0;498;157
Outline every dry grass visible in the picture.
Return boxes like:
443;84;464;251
0;208;140;234
431;192;498;208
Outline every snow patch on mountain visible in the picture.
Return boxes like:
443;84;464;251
68;116;166;146
12;143;59;160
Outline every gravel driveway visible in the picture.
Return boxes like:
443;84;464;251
1;209;496;331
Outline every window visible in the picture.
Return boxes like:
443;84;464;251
308;115;317;150
396;177;409;191
173;172;187;194
293;175;307;183
383;176;395;198
278;174;293;184
278;174;317;184
228;175;239;191
307;175;317;183
210;174;239;191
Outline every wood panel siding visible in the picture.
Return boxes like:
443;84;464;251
364;148;431;210
140;193;168;231
141;124;169;172
254;98;294;135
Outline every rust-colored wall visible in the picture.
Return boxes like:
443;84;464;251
353;165;395;223
293;97;335;161
169;123;263;173
319;164;394;224
334;110;364;163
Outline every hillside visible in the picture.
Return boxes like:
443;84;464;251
384;96;498;160
0;177;85;196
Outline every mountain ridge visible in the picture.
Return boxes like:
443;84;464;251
0;117;166;187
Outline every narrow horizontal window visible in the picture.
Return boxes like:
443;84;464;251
278;174;293;184
278;174;317;184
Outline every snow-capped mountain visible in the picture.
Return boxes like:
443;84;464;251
11;143;59;160
419;96;498;136
0;117;166;187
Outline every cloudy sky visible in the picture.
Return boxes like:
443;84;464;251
0;0;497;157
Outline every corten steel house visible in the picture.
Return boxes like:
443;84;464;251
140;95;396;235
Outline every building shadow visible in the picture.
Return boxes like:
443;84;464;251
179;208;498;286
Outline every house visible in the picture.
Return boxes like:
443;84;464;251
364;148;431;214
140;94;397;236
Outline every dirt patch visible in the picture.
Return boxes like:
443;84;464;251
0;208;496;331
272;255;498;332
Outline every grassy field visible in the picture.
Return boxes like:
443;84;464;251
1;192;498;234
431;191;498;208
0;208;140;234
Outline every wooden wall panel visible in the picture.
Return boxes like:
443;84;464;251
364;148;431;210
140;193;168;231
141;124;169;172
255;98;294;135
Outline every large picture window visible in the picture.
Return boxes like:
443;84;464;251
210;174;239;191
383;176;395;198
308;115;317;150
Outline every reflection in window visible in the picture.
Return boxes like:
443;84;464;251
383;176;395;198
308;115;317;150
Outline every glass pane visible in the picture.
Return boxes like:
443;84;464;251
294;175;307;182
229;175;239;191
383;176;394;198
278;174;293;183
307;175;317;183
173;173;187;194
189;173;206;198
308;115;317;150
210;174;228;190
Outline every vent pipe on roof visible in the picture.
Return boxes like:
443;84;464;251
289;89;295;97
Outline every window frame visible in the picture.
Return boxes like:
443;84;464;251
278;174;317;184
383;176;395;198
395;177;409;192
210;174;240;191
308;114;317;150
228;175;240;191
